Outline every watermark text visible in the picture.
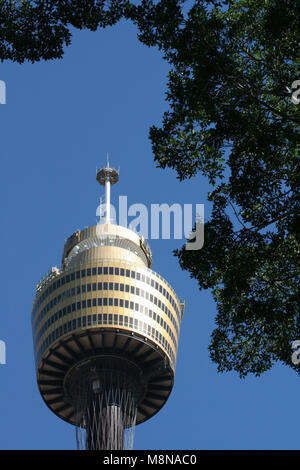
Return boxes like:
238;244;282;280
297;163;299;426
96;196;204;250
0;340;6;365
291;80;300;104
0;80;6;104
291;340;300;365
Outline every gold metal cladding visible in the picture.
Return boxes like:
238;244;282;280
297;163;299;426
61;225;152;269
32;262;182;330
32;261;182;371
32;222;184;427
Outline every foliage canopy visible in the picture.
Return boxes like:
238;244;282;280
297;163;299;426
1;0;299;377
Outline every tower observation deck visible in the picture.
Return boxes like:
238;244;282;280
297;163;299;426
31;160;185;450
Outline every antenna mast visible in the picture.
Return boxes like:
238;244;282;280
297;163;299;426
96;154;119;224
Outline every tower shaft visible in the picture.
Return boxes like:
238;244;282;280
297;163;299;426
86;403;124;450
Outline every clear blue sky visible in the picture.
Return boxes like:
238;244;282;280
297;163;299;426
0;18;299;450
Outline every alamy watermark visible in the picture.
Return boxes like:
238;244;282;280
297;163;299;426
0;80;6;104
0;340;6;365
290;80;300;105
96;196;204;250
291;340;300;366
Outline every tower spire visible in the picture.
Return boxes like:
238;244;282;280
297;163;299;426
96;156;119;224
